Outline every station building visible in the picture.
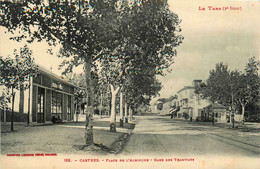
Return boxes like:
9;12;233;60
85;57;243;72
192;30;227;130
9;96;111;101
1;66;76;123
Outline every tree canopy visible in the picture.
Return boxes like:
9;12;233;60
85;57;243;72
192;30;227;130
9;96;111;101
0;45;38;90
1;0;183;142
195;57;260;122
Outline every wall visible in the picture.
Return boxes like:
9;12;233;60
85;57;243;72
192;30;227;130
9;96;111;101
177;87;194;118
193;95;210;119
1;109;27;122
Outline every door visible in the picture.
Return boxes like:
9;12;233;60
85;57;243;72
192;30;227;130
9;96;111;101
37;87;45;123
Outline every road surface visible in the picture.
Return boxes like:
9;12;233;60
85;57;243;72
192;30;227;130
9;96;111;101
121;115;260;157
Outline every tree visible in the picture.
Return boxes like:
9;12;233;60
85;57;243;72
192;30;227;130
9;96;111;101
200;63;232;105
97;53;163;131
103;0;182;127
1;0;122;145
0;89;10;108
0;45;37;131
235;57;260;123
1;0;183;144
85;0;181;131
67;73;87;121
195;63;237;126
97;56;125;132
123;71;162;117
0;87;11;123
196;58;260;125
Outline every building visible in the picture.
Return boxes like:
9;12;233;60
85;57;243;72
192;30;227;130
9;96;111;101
1;66;76;123
151;97;174;115
176;80;210;119
177;86;195;118
202;103;227;123
159;100;172;115
149;79;229;122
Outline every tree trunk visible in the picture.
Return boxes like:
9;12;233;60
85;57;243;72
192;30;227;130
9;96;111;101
229;112;232;124
241;103;246;124
84;57;94;146
120;91;124;127
231;110;235;128
27;77;31;127
125;102;128;123
109;99;111;117
135;105;139;115
19;83;24;114
230;93;234;124
100;93;103;118
212;112;214;125
3;103;6;124
11;86;15;131
110;85;120;132
129;106;133;121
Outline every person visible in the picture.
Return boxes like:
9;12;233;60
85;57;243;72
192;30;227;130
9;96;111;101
51;116;56;123
57;116;62;123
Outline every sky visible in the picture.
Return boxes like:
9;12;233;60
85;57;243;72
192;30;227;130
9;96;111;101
156;0;260;99
0;0;259;100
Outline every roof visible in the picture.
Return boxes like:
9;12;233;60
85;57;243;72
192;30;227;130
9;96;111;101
177;86;194;93
37;65;77;88
157;98;169;103
193;80;202;82
205;103;226;109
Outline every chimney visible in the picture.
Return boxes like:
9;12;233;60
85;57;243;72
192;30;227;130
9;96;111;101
192;80;202;88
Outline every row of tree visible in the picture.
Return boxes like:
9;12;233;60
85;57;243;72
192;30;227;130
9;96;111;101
195;57;260;124
0;46;38;131
0;0;183;145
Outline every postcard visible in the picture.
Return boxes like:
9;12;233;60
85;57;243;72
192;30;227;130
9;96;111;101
0;0;259;169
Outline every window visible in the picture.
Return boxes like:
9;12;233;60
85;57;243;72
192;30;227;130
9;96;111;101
215;112;221;118
190;91;193;99
67;95;72;121
51;91;62;118
37;87;45;123
198;109;202;116
37;88;44;114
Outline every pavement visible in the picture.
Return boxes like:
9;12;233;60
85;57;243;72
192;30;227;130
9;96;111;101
1;116;135;155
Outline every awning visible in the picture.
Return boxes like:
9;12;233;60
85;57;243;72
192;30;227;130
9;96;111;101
169;108;178;114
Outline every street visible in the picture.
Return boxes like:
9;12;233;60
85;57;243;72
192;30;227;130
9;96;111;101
1;115;260;157
121;115;260;157
1;115;260;169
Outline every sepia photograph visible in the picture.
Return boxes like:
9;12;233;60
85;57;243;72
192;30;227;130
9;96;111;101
0;0;259;169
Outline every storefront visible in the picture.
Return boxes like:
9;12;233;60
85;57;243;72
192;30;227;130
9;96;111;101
1;66;76;123
31;66;75;123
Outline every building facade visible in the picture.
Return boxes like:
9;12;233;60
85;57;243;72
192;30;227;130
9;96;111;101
177;86;195;118
1;66;76;123
202;103;227;123
176;80;210;119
